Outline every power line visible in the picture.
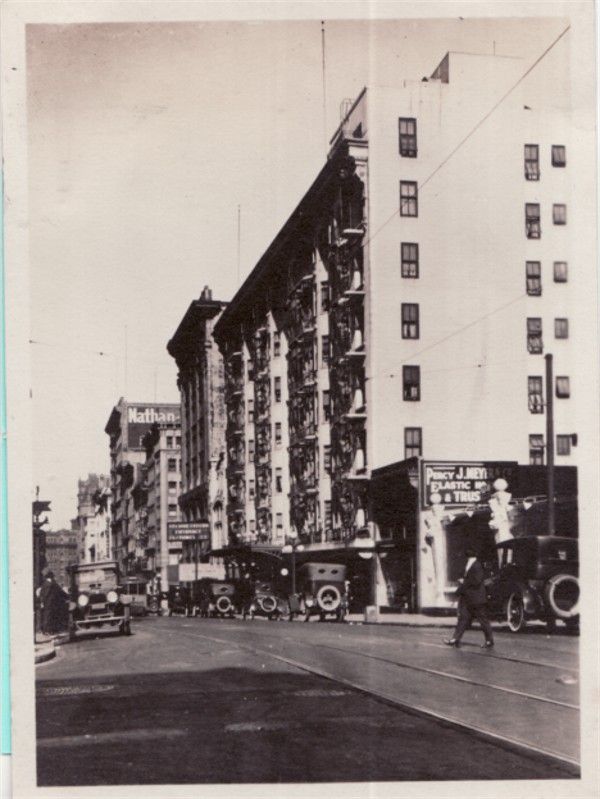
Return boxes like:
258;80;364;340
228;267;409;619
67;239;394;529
28;338;175;369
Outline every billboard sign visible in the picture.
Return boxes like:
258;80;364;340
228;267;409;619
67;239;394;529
167;521;211;542
126;404;181;449
421;461;518;508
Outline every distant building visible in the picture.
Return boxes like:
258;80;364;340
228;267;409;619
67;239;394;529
167;286;227;560
73;473;111;564
105;398;181;576
45;528;78;588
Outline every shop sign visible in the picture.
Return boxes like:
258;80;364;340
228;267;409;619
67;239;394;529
127;404;181;449
167;521;211;542
421;461;518;508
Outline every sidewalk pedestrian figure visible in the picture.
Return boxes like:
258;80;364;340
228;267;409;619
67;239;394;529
445;548;494;649
39;571;68;635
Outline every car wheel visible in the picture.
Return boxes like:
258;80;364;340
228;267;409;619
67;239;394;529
506;593;526;633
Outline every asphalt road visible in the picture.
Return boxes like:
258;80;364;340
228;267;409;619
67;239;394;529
36;616;579;785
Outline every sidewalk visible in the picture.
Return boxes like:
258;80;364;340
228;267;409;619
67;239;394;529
34;638;56;665
347;612;456;627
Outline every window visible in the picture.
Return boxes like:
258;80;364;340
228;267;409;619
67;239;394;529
168;481;177;491
524;144;540;180
529;434;544;465
556;376;570;398
322;390;331;422
553;261;568;283
275;468;283;493
554;318;569;339
168;458;177;471
320;282;330;312
247;398;254;423
248;479;255;499
276;513;284;532
527;318;543;354
275;422;282;446
247;360;254;381
401;242;419;278
525;203;541;238
249;519;256;533
274;377;281;403
403;365;420;401
248;440;255;461
557;435;571;456
401;303;419;339
552;145;566;167
553;204;567;225
323;445;331;474
166;436;174;448
398;117;417;157
322;336;330;366
273;332;281;357
526;261;541;296
324;500;332;532
404;427;422;459
400;181;418;217
168;503;178;516
528;376;544;414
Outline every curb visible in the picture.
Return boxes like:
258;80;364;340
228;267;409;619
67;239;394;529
35;643;56;665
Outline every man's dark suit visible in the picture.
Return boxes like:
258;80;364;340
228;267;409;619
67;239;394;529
452;559;494;644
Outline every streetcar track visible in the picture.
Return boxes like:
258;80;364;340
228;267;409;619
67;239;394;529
161;625;579;770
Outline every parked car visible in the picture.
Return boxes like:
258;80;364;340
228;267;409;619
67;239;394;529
67;561;132;639
200;579;239;618
485;536;579;633
243;580;281;620
119;577;149;617
298;562;348;622
167;585;191;616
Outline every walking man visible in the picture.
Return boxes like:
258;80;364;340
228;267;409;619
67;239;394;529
445;547;494;649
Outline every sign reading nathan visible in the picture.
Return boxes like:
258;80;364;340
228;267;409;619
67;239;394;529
126;404;181;449
421;461;518;508
168;521;211;542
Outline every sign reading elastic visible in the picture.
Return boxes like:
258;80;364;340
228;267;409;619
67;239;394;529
421;461;517;508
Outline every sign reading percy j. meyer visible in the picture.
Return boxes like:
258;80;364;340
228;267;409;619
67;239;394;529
421;461;518;508
167;521;211;542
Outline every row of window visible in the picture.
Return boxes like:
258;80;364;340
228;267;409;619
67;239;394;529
529;433;575;463
526;260;568;294
525;203;566;238
524;144;567;180
528;375;571;412
527;317;570;353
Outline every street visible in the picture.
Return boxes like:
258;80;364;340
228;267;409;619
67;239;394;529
36;616;579;785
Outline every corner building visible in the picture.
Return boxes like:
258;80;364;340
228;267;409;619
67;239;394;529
214;44;589;608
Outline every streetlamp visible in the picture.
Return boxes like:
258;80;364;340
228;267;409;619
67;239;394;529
357;537;377;621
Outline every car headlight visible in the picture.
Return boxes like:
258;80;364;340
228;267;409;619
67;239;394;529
77;594;89;608
305;599;314;607
106;590;118;604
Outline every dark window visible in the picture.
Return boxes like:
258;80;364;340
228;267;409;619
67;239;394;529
553;204;567;225
398;117;417;157
274;377;281;403
275;422;282;446
556;376;570;398
401;304;419;339
249;519;256;533
322;336;330;366
528;376;544;414
324;500;332;531
168;481;177;490
323;445;331;474
529;434;545;465
526;261;541;296
276;513;283;531
273;332;281;357
248;440;255;461
403;365;420;401
401;242;419;278
166;436;174;448
248;479;255;499
400;181;418;217
247;398;254;423
168;458;177;471
554;261;568;282
525;203;541;238
320;282;330;311
168;503;178;515
524;144;540;180
555;318;569;339
275;468;283;493
404;427;422;459
556;435;571;456
247;360;254;381
322;390;331;422
552;145;566;167
527;317;543;354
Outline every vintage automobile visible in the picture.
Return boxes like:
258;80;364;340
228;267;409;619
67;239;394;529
167;585;191;616
298;562;348;622
485;536;579;633
67;561;132;639
243;580;281;620
195;578;240;618
119;577;150;617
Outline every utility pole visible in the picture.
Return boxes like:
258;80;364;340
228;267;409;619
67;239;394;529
545;353;555;536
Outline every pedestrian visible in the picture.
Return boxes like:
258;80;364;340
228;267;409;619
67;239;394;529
39;571;69;636
444;548;494;649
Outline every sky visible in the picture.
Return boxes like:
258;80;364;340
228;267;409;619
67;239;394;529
25;13;567;528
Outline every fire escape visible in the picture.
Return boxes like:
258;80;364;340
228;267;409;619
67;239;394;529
285;262;319;543
224;338;245;544
327;155;368;542
252;324;272;543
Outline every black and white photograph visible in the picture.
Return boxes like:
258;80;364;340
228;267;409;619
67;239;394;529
2;1;599;797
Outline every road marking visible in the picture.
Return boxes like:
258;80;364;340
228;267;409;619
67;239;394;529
293;688;350;697
38;728;185;748
38;684;115;697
